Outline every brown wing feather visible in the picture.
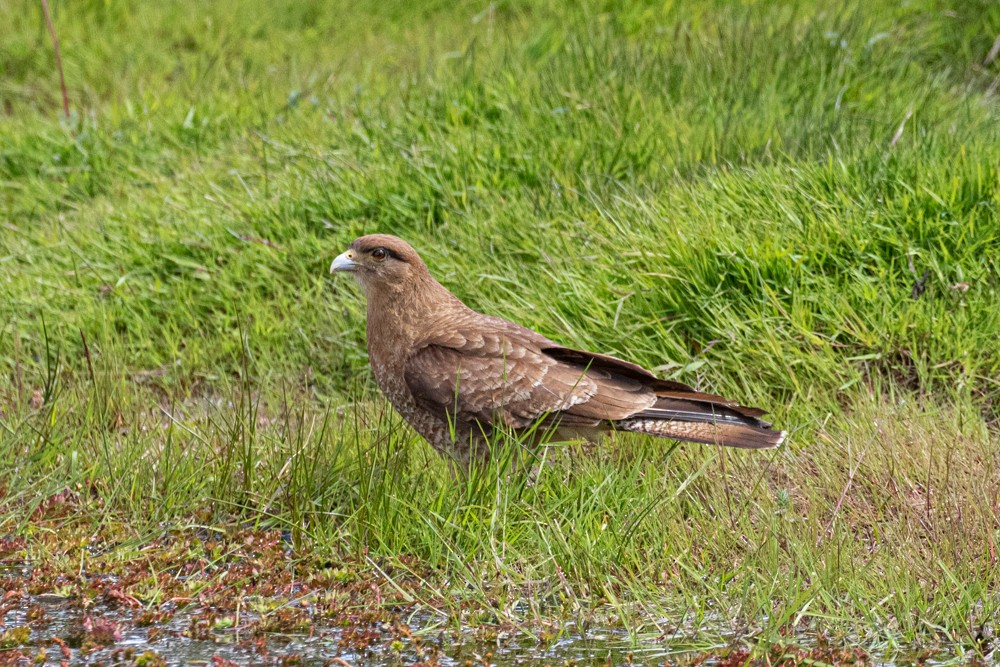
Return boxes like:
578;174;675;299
403;334;598;430
403;322;782;449
541;345;769;421
403;324;664;430
540;344;783;447
617;418;783;449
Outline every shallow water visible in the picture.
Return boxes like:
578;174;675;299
0;595;646;666
0;593;984;667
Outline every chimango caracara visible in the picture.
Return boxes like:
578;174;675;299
331;234;785;464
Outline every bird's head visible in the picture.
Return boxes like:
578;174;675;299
330;234;428;297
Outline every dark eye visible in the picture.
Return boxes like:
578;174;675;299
371;248;387;261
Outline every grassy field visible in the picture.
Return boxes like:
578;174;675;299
2;0;1000;662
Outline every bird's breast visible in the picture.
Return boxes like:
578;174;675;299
369;356;407;402
369;351;467;453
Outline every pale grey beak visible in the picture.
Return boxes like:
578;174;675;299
330;251;358;273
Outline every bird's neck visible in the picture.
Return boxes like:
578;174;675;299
365;274;469;360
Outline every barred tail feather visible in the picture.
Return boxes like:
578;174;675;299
616;417;786;449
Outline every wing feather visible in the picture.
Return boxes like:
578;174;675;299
403;332;599;430
541;345;769;421
402;322;778;447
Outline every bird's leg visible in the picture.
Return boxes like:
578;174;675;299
444;456;466;483
523;442;551;488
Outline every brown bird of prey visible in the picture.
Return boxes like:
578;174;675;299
331;234;784;464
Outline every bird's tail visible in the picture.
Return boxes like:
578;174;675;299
615;397;785;449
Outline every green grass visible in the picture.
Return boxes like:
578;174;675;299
2;0;1000;659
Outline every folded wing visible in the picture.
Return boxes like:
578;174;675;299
403;325;784;449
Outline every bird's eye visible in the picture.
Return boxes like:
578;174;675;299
371;248;387;261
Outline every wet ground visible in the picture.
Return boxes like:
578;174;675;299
0;518;989;666
1;591;984;667
1;593;663;666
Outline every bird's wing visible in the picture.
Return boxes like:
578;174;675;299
541;345;784;448
403;327;656;431
540;345;769;421
402;322;782;448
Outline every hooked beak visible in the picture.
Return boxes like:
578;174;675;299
330;251;358;273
